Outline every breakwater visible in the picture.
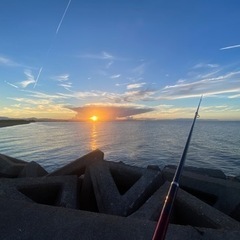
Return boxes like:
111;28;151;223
0;150;240;239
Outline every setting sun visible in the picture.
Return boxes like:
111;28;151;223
90;115;98;121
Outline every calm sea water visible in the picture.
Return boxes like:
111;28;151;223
0;120;239;176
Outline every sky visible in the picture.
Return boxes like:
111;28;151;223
0;0;240;121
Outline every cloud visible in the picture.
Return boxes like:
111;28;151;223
0;54;32;68
52;74;70;81
69;104;154;121
57;90;102;100
102;51;114;59
8;97;51;105
58;82;72;91
56;86;156;104
201;105;230;113
115;82;128;87
132;63;145;76
228;94;240;99
24;90;70;100
0;55;20;67
110;74;121;79
193;63;219;69
19;70;36;88
177;79;186;84
106;61;114;69
220;44;240;50
50;73;73;91
94;88;155;103
2;99;74;119
127;82;146;90
120;89;156;103
80;51;114;60
59;83;72;88
158;70;240;100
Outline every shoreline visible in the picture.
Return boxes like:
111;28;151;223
0;120;34;128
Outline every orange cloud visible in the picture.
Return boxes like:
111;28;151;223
70;105;154;121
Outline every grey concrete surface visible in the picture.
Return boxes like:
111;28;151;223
0;198;240;240
79;165;98;212
0;153;27;177
129;181;170;221
129;181;240;230
0;175;78;208
47;149;104;177
162;166;240;220
175;186;240;229
1;150;240;239
19;161;48;177
89;161;163;216
165;165;227;179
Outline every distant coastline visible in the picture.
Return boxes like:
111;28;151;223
0;120;34;128
0;117;239;128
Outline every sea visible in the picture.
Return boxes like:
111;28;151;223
0;120;239;177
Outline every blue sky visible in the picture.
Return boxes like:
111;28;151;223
0;0;240;120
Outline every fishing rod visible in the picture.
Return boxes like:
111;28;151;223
152;96;203;240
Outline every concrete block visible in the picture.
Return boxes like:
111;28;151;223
0;153;27;177
233;175;240;182
89;161;163;216
165;225;240;240
175;187;240;229
79;165;98;212
0;175;78;208
18;161;48;177
230;203;240;222
0;197;240;240
129;181;170;221
47;149;104;177
130;180;240;229
163;166;240;220
165;165;226;179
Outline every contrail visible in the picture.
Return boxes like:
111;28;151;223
56;0;72;34
220;44;240;50
33;67;43;88
34;0;72;88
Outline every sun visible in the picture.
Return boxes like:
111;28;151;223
90;115;98;121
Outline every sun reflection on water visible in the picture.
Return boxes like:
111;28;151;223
90;123;98;150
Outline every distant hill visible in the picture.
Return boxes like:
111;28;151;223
0;117;10;120
0;119;35;128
